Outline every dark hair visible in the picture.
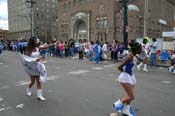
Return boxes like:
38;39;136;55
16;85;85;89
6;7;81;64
90;41;94;45
143;38;147;44
152;38;156;42
129;41;141;54
26;37;38;55
96;40;99;44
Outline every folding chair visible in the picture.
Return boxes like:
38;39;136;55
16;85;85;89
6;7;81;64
160;51;170;64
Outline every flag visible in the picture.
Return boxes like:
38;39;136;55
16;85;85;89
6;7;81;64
19;54;47;83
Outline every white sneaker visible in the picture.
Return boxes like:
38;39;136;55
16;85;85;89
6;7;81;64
173;70;175;74
143;69;148;72
26;88;32;96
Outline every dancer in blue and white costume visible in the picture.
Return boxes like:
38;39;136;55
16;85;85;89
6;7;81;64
24;37;56;101
113;41;142;116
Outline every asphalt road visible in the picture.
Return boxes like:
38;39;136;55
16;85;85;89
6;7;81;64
0;52;175;116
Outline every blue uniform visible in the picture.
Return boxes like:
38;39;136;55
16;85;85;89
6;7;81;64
123;59;135;76
118;57;136;86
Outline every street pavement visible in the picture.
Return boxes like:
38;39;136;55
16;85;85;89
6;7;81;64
0;51;175;116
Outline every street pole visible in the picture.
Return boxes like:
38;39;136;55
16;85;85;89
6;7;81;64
144;0;148;37
44;15;47;43
122;0;129;49
26;0;36;37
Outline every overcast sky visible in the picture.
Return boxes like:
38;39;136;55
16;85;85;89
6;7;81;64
0;0;8;30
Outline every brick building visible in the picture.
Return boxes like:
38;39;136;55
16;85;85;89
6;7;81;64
56;0;175;43
8;0;58;42
0;29;8;40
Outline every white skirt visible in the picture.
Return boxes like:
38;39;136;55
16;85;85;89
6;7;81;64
118;72;136;86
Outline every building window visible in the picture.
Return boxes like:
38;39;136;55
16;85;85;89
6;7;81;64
96;17;108;29
68;1;71;6
97;32;107;42
80;0;87;4
103;19;107;28
73;0;76;6
63;3;67;8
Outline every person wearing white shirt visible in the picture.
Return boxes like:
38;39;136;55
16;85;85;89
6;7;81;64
24;37;56;101
102;42;108;59
150;38;158;67
137;38;150;72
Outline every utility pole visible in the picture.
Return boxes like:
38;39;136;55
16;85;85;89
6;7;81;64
122;0;129;49
144;0;148;37
44;15;47;43
26;0;36;37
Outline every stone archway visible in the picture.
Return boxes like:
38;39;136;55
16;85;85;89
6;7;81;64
74;20;87;42
71;12;90;42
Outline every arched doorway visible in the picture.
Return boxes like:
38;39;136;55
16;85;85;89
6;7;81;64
74;20;87;42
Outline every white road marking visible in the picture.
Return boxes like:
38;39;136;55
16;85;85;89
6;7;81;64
0;97;3;102
92;67;104;70
16;104;24;109
16;80;29;86
0;108;5;112
104;64;116;68
162;81;171;84
69;70;89;75
47;75;59;81
0;62;3;65
50;75;57;78
0;85;9;89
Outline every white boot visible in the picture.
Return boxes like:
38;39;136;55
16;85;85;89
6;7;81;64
137;63;143;70
169;66;174;72
37;89;46;101
122;105;132;116
26;87;32;96
143;64;148;72
113;99;124;113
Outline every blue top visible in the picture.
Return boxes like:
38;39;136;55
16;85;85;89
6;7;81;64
18;42;28;48
123;59;135;76
93;43;99;54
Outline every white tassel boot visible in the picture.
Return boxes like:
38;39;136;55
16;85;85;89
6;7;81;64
37;89;46;101
123;105;132;116
137;63;142;70
143;64;148;72
26;87;32;96
113;99;124;113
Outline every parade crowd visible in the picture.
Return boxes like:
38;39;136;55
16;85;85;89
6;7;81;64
0;37;175;116
0;37;175;73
